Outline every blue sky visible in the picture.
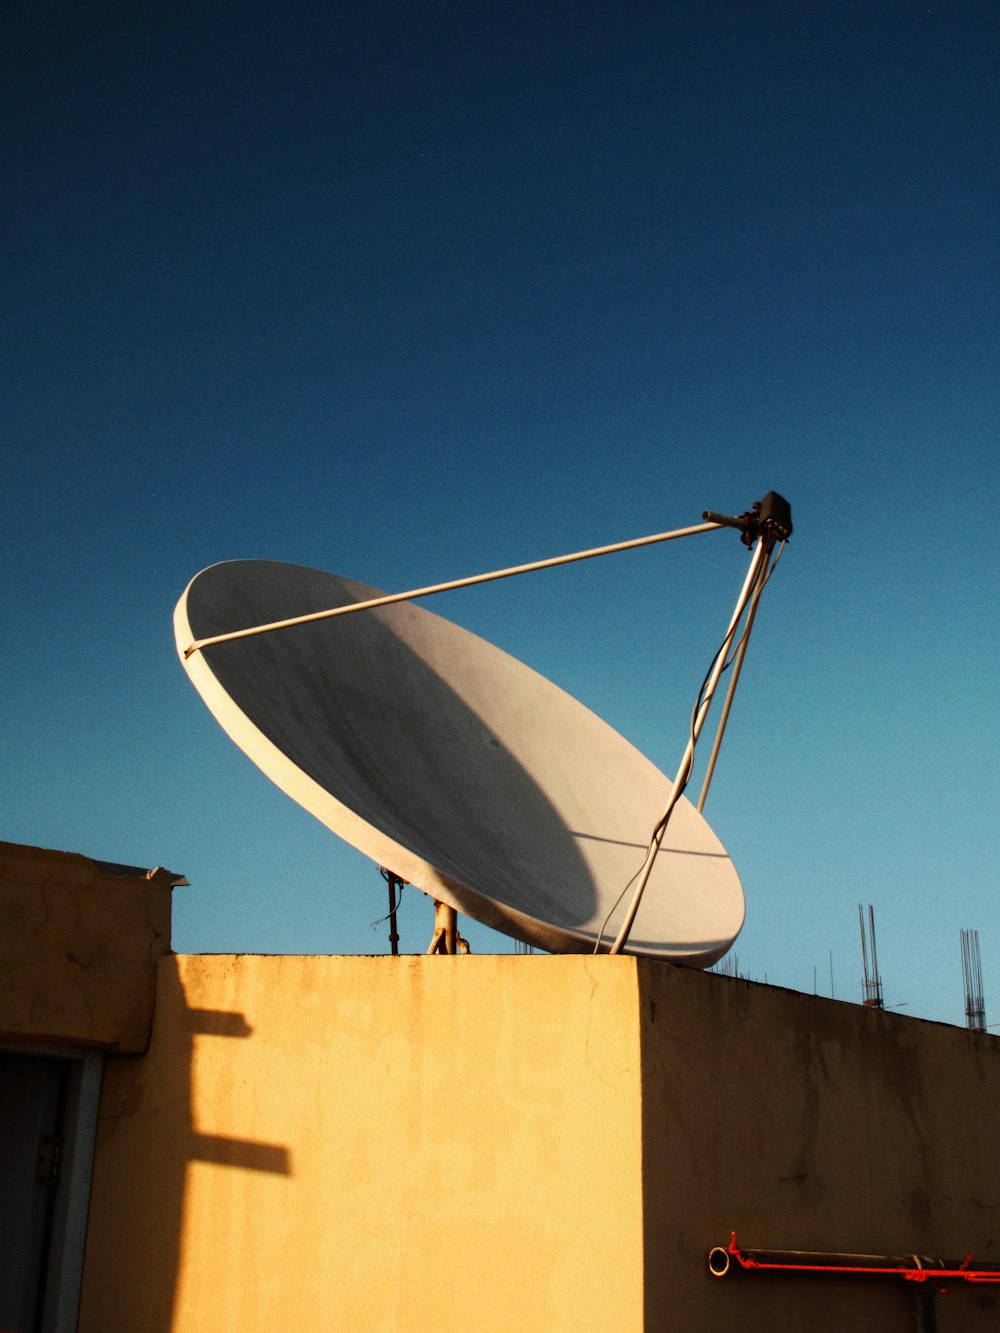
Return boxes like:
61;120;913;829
3;2;998;1026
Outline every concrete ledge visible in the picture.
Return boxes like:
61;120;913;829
0;841;177;1052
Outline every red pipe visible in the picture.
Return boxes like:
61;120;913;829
709;1232;1000;1284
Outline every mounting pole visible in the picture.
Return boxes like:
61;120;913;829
426;900;469;955
386;872;401;955
377;867;405;954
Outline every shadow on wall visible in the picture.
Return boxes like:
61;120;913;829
79;958;290;1332
637;964;1000;1333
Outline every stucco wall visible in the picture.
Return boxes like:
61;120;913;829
80;955;645;1332
0;842;174;1052
638;961;1000;1331
79;954;1000;1331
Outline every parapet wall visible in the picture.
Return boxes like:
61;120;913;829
79;954;1000;1332
81;954;647;1331
0;841;176;1052
637;961;1000;1330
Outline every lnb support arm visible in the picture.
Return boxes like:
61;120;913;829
704;491;793;548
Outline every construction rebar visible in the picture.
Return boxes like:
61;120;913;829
961;928;986;1032
859;903;884;1009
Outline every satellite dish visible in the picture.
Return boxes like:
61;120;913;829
175;559;744;962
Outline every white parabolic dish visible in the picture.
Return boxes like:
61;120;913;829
175;560;745;962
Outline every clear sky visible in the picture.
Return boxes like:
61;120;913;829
4;2;998;1027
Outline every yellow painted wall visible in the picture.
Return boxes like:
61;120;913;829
79;952;1000;1332
12;840;999;1328
81;955;645;1332
0;841;174;1052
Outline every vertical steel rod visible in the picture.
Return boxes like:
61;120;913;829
387;873;400;956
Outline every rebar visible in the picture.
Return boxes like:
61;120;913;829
961;928;986;1032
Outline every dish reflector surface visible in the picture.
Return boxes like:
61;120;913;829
175;560;744;961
